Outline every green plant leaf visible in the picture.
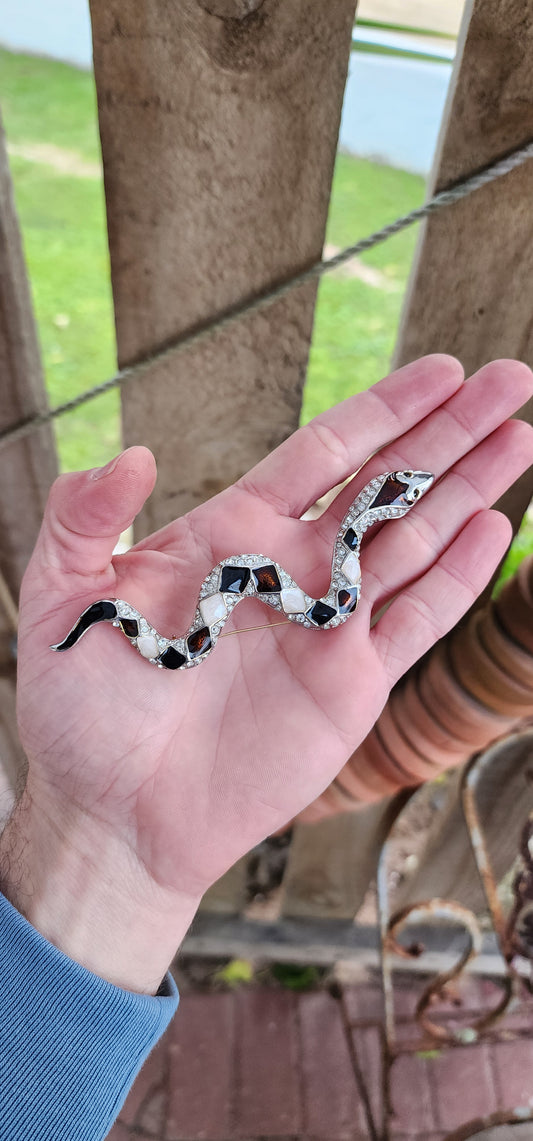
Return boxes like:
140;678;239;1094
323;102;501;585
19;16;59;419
271;963;321;990
214;959;254;986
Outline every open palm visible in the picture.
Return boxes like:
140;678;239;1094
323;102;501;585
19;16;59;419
16;355;533;911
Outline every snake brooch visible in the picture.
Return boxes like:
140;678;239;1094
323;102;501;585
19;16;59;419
51;470;433;671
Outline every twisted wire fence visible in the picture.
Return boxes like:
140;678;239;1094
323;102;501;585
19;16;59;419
2;139;533;453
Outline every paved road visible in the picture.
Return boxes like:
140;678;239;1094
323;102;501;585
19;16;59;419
340;50;452;176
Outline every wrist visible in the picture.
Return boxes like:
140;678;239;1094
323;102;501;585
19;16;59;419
0;788;201;995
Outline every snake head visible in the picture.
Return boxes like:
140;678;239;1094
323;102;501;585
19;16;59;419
368;471;434;512
395;470;434;505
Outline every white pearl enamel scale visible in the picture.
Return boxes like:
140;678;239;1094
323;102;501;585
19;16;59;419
341;553;361;586
281;586;308;614
199;592;228;626
136;634;160;660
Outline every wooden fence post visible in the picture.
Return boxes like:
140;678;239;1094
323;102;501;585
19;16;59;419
89;0;357;535
393;0;533;535
0;114;58;795
0;116;57;605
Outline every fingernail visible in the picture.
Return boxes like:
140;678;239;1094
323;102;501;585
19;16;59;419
91;453;122;480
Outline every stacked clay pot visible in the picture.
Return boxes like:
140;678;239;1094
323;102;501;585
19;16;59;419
297;555;533;823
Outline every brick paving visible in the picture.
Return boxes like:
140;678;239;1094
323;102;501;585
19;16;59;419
108;974;533;1141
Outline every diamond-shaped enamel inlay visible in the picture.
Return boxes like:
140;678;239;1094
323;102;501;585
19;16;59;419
252;564;281;593
137;634;160;660
341;553;361;585
160;646;187;670
369;475;409;509
337;586;360;614
200;592;227;627
306;600;337;626
120;617;139;638
343;527;359;551
187;626;212;658
281;586;307;614
220;565;251;594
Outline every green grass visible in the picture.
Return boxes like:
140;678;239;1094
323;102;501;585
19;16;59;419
1;47;531;582
1;50;118;471
1;48;101;161
7;154;119;471
303;153;422;423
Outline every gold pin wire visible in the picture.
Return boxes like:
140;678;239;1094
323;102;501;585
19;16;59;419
220;620;291;638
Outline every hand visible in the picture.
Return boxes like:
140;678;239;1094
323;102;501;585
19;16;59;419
3;354;533;992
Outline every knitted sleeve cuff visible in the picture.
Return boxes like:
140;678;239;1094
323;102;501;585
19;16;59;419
0;890;179;1140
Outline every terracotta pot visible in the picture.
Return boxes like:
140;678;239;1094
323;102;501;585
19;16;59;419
478;603;533;687
518;556;533;605
419;643;516;747
495;575;533;655
393;673;460;750
377;698;461;783
337;727;406;802
376;701;423;771
449;614;533;717
296;779;359;823
389;684;469;777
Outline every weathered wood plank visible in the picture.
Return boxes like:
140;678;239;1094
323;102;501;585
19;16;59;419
393;0;533;535
0;112;57;791
281;799;404;920
0;677;26;804
180;911;504;973
89;0;357;536
0;114;58;606
199;856;248;915
393;734;533;915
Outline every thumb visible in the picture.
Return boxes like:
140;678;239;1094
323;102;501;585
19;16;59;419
30;446;157;585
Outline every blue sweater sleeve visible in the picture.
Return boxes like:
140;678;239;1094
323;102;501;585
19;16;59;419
0;890;179;1140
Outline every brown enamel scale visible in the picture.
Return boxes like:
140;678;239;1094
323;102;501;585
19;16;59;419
187;626;212;658
252;564;282;593
369;476;409;509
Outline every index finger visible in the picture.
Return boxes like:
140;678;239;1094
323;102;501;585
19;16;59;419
236;354;464;518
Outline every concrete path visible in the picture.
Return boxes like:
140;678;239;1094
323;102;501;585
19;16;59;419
108;972;533;1140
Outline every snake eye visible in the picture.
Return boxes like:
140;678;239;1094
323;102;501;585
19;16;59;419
412;487;420;499
404;470;414;478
